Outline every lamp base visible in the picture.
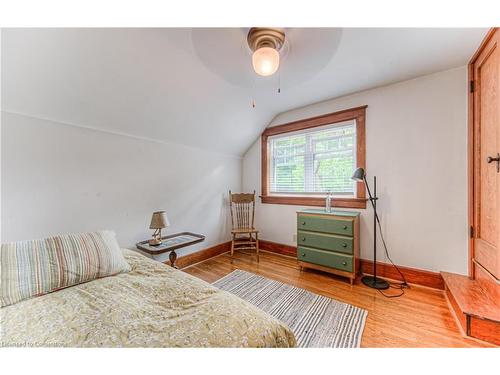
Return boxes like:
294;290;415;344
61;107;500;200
148;238;162;246
361;275;390;290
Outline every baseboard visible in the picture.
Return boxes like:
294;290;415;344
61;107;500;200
259;239;297;257
165;241;231;269
172;238;444;290
360;259;444;290
259;239;444;290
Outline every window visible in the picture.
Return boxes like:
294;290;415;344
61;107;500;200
269;120;356;195
261;106;367;209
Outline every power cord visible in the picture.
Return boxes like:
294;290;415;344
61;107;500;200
373;208;409;298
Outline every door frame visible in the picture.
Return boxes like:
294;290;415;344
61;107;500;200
468;28;498;278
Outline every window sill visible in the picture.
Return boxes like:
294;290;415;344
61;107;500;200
260;195;367;209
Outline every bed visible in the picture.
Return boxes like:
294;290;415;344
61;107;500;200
0;249;296;347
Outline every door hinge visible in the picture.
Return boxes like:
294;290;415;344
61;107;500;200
470;80;475;93
470;226;474;238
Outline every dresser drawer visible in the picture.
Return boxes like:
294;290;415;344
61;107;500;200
297;246;353;272
298;231;353;254
297;214;353;236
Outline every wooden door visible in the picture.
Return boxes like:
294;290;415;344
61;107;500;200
470;28;500;281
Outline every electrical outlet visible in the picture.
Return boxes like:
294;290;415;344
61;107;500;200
292;234;297;243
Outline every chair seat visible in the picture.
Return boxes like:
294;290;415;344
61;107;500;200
231;228;258;234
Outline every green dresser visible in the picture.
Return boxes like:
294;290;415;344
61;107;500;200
297;209;360;285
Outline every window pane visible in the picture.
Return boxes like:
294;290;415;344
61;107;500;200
273;155;305;192
269;120;356;195
271;134;305;192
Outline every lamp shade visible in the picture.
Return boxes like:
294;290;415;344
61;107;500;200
351;167;366;182
149;211;170;229
252;47;280;76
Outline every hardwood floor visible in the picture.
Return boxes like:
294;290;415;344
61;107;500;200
183;250;494;348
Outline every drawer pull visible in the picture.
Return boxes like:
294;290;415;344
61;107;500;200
301;253;306;257
301;237;306;242
301;221;306;225
342;261;347;266
342;243;347;248
343;225;348;230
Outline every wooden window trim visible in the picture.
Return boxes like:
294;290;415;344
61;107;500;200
261;105;367;209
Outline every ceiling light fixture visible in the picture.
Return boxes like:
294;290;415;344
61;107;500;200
247;28;285;77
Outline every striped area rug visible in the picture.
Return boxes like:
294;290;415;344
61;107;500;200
213;269;367;348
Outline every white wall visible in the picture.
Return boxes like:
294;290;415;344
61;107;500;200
243;66;468;274
1;112;241;260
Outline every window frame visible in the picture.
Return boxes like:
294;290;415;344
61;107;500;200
261;105;367;209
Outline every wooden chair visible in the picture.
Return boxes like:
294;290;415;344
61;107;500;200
229;190;259;262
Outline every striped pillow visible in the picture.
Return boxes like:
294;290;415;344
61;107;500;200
1;230;131;307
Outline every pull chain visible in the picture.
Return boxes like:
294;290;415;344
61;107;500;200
250;70;282;107
251;74;257;108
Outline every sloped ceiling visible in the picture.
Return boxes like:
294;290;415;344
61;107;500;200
1;28;488;156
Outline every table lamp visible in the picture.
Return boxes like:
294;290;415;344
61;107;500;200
149;211;170;246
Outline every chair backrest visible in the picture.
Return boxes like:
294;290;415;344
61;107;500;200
229;190;256;230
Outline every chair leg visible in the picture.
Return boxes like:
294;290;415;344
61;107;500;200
255;232;259;263
230;234;235;263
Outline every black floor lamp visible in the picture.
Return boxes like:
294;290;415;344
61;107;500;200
351;167;390;290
